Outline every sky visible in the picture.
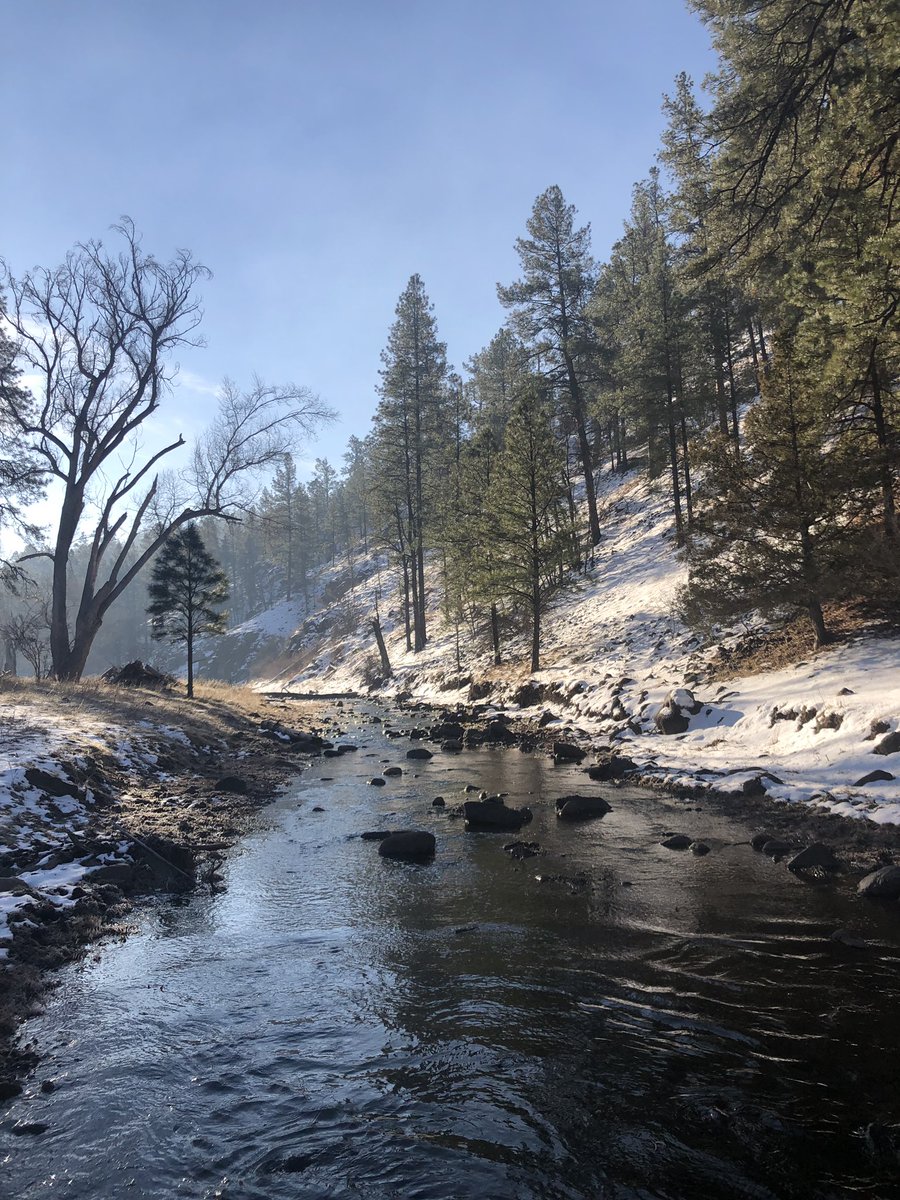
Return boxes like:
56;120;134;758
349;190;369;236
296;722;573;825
1;0;717;480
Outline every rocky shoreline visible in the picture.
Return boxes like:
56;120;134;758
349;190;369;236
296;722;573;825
0;686;335;1105
365;694;900;877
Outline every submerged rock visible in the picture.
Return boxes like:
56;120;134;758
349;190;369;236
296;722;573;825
463;800;532;831
406;748;434;761
367;777;387;787
689;841;711;856
360;831;391;841
378;831;436;861
383;766;403;777
503;840;541;859
660;834;692;850
555;795;612;821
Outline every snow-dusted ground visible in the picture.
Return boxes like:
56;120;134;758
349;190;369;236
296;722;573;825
0;699;178;954
241;466;900;825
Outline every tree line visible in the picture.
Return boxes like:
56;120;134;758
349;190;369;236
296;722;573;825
0;0;896;681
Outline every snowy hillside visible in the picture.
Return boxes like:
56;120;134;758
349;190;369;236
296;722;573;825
214;465;900;824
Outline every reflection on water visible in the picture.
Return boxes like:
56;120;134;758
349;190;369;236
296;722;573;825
3;705;900;1199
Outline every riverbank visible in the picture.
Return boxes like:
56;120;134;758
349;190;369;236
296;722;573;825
358;696;900;872
0;676;332;1102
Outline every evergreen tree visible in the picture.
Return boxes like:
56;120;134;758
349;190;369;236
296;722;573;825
499;186;602;545
682;352;865;646
487;380;571;671
372;274;449;651
0;291;45;561
147;524;229;698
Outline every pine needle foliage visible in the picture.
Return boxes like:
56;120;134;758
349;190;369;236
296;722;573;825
147;523;229;698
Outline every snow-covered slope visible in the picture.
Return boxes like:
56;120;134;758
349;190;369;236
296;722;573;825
229;466;900;823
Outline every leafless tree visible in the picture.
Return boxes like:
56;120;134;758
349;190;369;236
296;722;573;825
1;220;334;679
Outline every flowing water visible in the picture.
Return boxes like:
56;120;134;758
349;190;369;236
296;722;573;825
3;706;900;1199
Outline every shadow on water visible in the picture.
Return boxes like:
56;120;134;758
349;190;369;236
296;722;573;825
3;702;900;1199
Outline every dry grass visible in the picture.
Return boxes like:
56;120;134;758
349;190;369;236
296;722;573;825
707;601;890;681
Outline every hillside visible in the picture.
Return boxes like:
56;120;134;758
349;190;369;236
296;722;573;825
201;465;900;825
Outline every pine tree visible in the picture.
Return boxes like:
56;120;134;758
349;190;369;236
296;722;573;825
487;380;571;671
498;186;602;545
682;352;865;646
372;274;449;651
147;524;229;698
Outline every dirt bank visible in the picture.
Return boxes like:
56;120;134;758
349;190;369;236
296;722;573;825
0;677;335;1103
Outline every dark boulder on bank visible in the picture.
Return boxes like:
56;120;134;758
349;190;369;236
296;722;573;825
553;741;586;764
788;843;841;872
463;800;532;831
555;795;612;821
854;769;895;786
378;831;436;860
586;755;636;781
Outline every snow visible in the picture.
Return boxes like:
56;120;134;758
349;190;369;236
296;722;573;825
243;465;900;824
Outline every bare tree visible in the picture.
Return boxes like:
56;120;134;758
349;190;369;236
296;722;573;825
1;220;334;679
0;601;52;679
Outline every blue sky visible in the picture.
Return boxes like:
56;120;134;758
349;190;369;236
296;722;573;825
1;0;715;477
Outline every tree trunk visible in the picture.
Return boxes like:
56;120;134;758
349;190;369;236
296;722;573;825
370;616;392;679
869;352;897;540
187;619;194;699
490;602;501;666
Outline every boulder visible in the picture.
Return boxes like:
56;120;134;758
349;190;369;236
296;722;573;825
555;795;612;821
512;681;544;707
432;722;465;741
485;720;517;745
689;841;711;856
367;777;387;787
553;741;586;764
378;831;436;861
751;832;776;851
383;766;403;777
857;865;900;898
432;796;446;808
660;834;692;850
655;703;690;736
586;755;636;781
788;843;841;872
855;769;896;786
406;748;434;761
441;739;463;752
873;732;900;757
463;800;532;831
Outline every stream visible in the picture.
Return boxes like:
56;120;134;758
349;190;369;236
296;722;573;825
3;705;900;1199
